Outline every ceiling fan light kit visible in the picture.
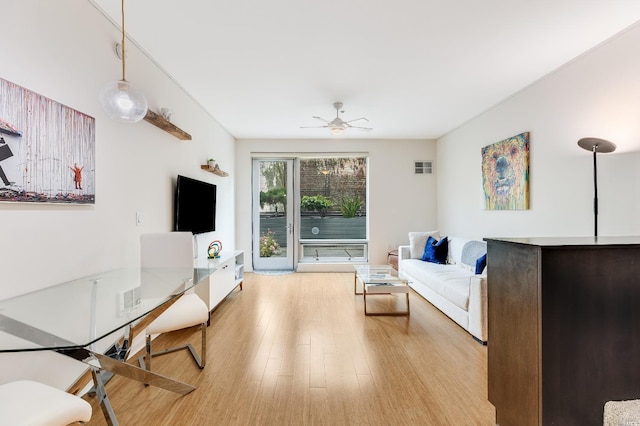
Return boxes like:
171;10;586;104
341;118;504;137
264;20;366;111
331;126;345;136
301;101;372;136
99;0;148;123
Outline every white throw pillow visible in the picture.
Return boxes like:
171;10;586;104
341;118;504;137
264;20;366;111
408;231;440;259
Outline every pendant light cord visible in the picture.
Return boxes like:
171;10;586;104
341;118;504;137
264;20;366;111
121;0;126;82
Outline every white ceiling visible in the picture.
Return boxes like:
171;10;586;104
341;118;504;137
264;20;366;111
91;0;640;140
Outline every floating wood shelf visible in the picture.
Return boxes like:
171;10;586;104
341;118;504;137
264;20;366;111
201;165;229;177
144;110;192;140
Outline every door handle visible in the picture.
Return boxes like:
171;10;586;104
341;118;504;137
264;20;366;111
287;223;292;234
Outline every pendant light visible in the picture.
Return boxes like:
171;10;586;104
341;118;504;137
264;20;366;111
99;0;148;123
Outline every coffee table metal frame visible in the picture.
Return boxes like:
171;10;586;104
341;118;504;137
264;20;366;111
353;265;410;316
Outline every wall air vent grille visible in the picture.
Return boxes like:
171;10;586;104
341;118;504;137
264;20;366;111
414;161;433;174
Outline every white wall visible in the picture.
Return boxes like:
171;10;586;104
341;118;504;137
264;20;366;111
235;139;437;270
0;1;235;389
437;23;640;240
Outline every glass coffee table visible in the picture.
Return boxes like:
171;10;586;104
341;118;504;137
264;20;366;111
353;265;410;316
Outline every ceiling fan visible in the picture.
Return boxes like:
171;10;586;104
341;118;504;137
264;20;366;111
301;102;373;136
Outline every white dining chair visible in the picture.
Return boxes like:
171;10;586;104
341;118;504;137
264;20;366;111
138;232;209;372
0;380;92;425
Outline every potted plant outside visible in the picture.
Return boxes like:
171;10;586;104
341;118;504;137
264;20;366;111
339;196;362;218
300;194;333;217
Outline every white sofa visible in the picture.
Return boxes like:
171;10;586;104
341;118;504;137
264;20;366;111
398;232;488;343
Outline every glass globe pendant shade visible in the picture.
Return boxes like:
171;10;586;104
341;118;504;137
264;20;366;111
99;79;148;123
331;126;345;136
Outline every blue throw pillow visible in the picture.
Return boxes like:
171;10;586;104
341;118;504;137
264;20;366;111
421;236;448;264
475;253;487;274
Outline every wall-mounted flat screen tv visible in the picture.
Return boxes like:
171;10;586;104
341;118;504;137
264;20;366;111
175;175;216;234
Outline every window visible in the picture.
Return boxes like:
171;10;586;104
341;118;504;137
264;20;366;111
298;157;367;263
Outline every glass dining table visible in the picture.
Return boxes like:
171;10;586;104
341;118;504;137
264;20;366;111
0;266;214;425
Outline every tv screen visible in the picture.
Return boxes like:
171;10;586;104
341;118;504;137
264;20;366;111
175;175;216;234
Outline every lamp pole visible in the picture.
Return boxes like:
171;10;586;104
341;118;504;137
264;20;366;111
577;137;616;237
592;147;598;236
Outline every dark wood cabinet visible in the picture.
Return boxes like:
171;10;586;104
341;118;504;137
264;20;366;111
486;237;640;426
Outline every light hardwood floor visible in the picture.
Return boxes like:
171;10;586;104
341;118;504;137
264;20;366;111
85;272;496;425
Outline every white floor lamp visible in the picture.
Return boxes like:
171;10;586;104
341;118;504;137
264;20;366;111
577;137;616;237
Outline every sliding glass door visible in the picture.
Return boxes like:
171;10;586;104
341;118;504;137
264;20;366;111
252;159;294;271
252;156;368;271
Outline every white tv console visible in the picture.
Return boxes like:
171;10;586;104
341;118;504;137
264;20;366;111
195;250;244;312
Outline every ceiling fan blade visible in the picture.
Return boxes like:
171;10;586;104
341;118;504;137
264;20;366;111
345;117;369;124
349;125;373;131
303;104;370;132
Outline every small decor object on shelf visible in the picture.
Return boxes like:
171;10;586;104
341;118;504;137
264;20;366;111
207;158;217;169
208;240;223;259
160;108;172;121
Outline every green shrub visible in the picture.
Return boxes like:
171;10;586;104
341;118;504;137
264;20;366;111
300;194;333;212
339;196;362;218
260;187;286;209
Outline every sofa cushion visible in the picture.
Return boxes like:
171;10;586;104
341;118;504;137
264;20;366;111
461;240;487;270
401;259;472;310
408;231;440;259
422;236;448;264
475;253;487;274
447;237;468;265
